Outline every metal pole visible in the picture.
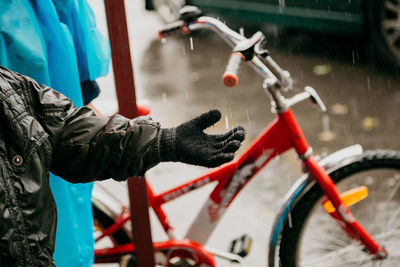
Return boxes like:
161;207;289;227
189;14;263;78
103;1;155;266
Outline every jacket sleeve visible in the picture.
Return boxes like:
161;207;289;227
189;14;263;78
22;73;162;183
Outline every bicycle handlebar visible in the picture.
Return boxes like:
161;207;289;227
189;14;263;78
158;10;328;113
222;52;244;87
158;21;185;39
158;16;294;89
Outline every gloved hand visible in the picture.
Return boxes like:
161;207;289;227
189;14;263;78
159;109;246;167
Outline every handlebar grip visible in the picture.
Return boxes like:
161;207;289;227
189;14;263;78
158;21;186;39
222;52;245;87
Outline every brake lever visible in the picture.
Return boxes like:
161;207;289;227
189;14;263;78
254;35;269;58
178;5;202;23
305;86;326;112
286;86;326;112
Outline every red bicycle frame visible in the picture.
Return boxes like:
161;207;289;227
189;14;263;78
94;12;387;265
94;109;385;265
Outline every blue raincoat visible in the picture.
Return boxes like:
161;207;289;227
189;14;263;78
0;0;110;266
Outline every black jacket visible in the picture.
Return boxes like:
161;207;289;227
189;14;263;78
0;66;161;266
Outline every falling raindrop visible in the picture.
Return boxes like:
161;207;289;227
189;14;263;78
300;70;304;80
189;36;194;50
162;92;167;103
182;46;187;56
225;116;229;130
322;114;330;132
246;110;250;121
367;76;371;89
349;97;359;118
352;51;355;64
288;210;293;229
318;114;336;142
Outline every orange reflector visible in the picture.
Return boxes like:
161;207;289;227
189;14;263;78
323;186;368;214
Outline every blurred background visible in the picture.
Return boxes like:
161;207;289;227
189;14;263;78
90;0;400;266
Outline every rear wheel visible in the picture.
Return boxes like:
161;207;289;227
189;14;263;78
366;0;400;68
93;201;134;265
278;150;400;266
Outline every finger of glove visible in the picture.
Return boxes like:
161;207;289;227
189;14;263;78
207;153;235;167
215;126;246;141
192;109;222;130
219;140;241;153
214;129;246;149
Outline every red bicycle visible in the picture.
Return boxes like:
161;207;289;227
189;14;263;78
93;6;400;267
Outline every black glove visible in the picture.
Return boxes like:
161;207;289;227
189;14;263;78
159;109;246;167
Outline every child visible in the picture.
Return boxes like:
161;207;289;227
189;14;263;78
0;66;245;266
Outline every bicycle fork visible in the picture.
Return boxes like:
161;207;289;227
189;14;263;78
279;107;388;259
305;157;388;259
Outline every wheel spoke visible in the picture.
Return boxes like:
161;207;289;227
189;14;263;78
385;30;400;46
383;179;400;234
382;19;400;31
298;169;400;266
279;152;400;267
384;0;400;14
302;242;373;266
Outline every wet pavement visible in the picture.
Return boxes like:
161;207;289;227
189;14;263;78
90;1;400;266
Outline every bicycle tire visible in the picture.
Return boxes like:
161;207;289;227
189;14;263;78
278;150;400;266
93;201;134;265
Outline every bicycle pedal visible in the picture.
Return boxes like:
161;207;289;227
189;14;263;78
229;234;252;258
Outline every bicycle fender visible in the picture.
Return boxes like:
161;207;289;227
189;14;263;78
267;144;363;267
92;184;126;220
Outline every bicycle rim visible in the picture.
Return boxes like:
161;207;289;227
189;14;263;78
297;167;400;266
93;203;132;264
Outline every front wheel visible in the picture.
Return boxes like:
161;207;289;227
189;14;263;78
278;150;400;266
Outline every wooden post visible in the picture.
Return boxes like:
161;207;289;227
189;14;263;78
103;1;155;266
